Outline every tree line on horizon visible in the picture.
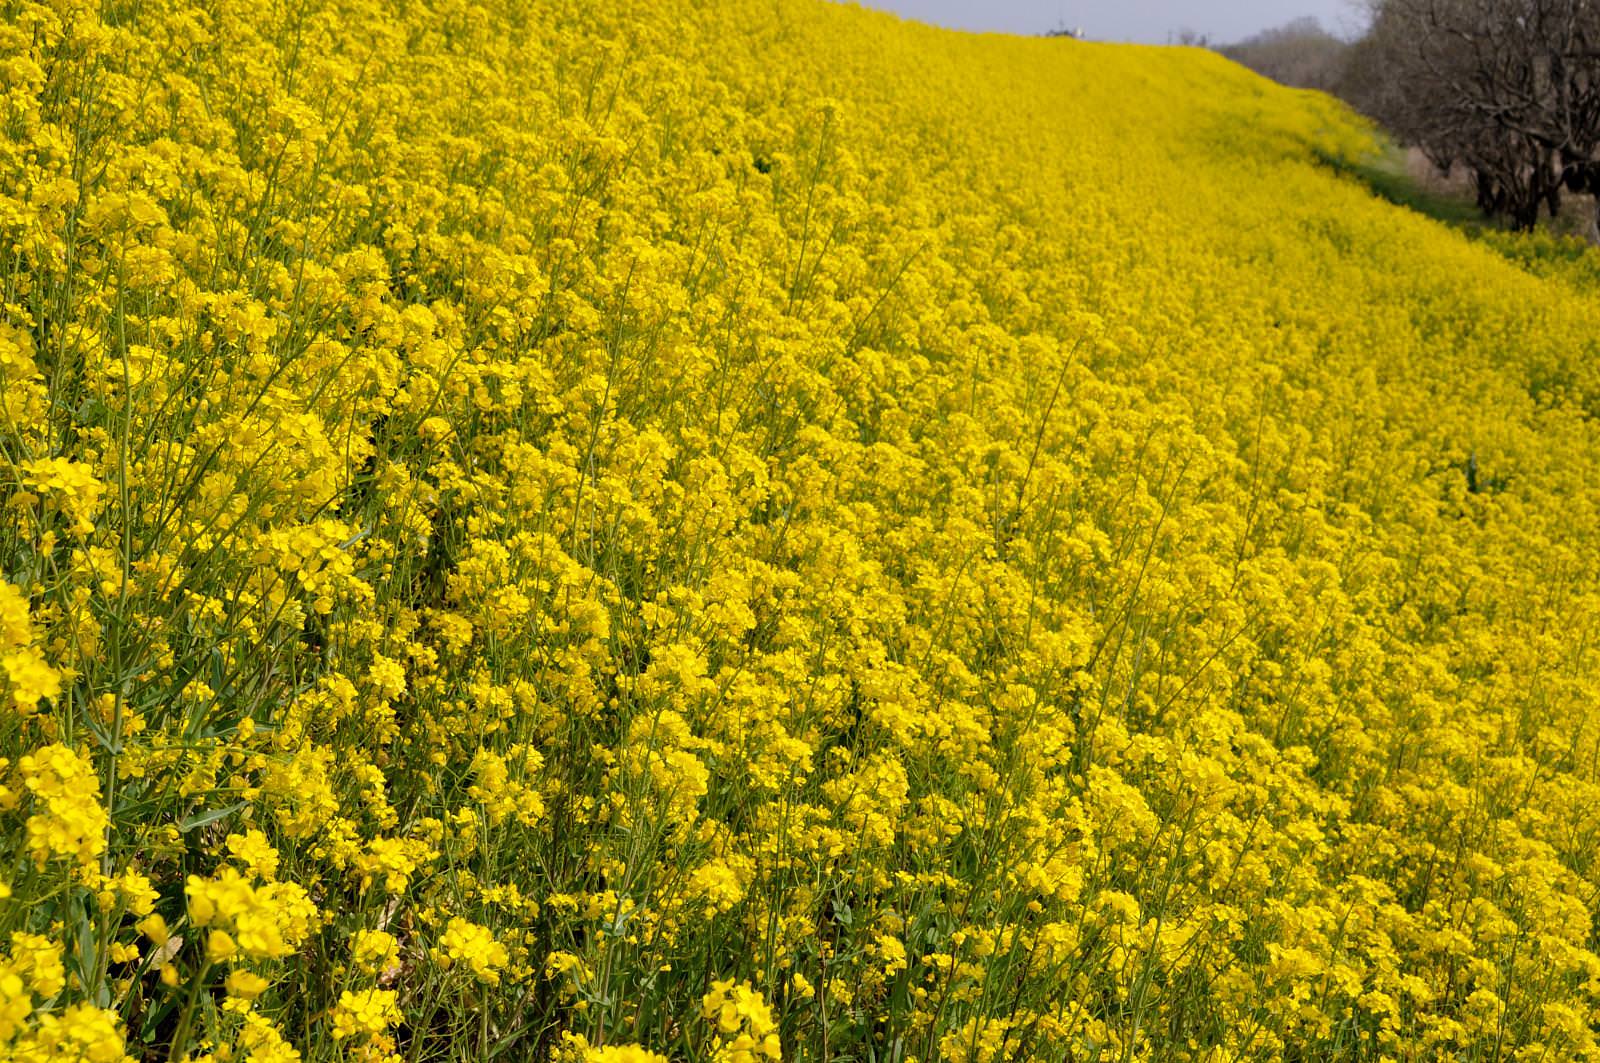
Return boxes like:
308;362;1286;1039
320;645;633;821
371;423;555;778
1215;1;1600;240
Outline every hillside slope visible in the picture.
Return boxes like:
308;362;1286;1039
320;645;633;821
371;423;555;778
4;1;1600;1060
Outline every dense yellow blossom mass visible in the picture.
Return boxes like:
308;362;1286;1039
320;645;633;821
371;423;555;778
2;0;1600;1059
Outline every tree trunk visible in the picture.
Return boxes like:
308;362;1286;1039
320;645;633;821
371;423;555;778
1544;183;1562;219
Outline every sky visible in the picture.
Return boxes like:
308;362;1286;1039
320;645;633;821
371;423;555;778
853;1;1366;45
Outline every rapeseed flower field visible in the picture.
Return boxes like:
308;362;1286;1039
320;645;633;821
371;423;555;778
4;0;1600;1059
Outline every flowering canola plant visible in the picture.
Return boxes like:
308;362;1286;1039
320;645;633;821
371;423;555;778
2;0;1600;1060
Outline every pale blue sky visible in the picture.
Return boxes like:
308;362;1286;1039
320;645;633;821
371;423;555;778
853;0;1366;44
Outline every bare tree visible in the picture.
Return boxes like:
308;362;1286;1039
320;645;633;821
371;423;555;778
1222;17;1351;92
1346;0;1600;236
